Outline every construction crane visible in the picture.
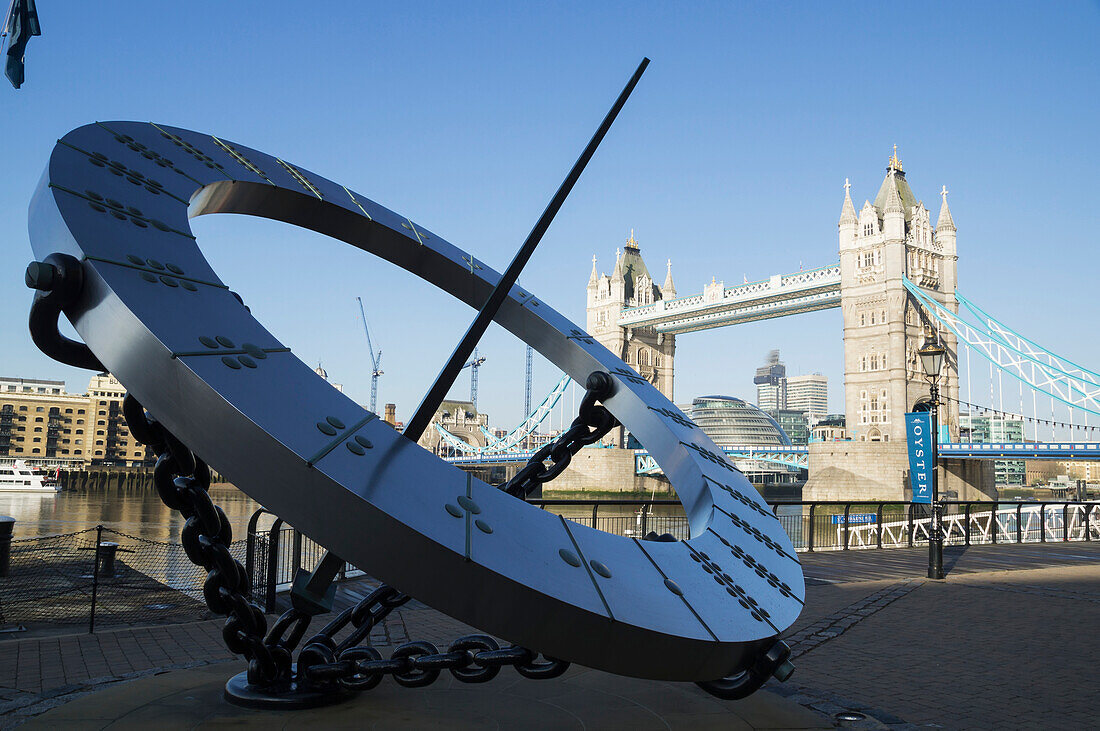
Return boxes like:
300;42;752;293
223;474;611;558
460;348;487;410
524;345;533;418
524;345;533;449
356;296;384;413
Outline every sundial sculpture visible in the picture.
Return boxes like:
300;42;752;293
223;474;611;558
24;60;804;707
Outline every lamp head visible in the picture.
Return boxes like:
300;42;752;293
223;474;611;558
918;338;946;379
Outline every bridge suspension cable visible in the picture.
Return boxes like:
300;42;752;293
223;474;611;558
433;373;572;455
904;276;1100;419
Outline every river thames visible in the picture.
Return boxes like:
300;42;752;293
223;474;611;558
0;485;691;542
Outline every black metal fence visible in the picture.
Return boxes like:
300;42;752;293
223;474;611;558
527;499;1100;552
243;499;1100;602
7;498;1093;634
246;509;367;613
0;525;246;632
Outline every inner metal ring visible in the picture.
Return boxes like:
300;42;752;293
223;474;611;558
29;121;804;680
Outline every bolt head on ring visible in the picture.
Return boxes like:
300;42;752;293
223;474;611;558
25;260;57;291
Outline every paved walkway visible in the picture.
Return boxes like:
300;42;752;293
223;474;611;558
2;542;1098;729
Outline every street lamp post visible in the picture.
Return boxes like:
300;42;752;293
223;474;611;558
918;338;946;580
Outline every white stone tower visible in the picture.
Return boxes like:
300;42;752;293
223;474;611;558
838;148;960;443
586;230;677;406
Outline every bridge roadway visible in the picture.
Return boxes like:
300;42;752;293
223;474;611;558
445;441;1100;473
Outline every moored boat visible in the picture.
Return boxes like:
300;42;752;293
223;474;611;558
0;461;62;493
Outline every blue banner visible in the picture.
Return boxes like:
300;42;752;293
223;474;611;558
905;411;933;503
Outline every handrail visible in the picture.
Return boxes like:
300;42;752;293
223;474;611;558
245;499;1100;596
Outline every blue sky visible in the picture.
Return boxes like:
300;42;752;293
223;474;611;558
1;1;1097;431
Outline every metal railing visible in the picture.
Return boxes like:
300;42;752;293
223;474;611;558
0;524;247;632
244;500;1100;603
246;509;368;612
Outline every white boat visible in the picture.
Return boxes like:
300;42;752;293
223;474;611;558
0;461;62;493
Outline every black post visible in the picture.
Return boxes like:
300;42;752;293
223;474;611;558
928;382;944;579
0;516;13;578
97;542;118;578
1063;503;1070;542
1039;504;1047;543
89;525;102;634
908;503;915;547
842;504;851;550
807;504;815;553
245;509;265;593
265;518;284;614
1085;504;1093;542
1016;503;1023;543
876;503;884;549
964;503;971;546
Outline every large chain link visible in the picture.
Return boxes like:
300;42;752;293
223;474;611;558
502;371;618;499
295;585;567;690
121;372;617;695
122;395;283;686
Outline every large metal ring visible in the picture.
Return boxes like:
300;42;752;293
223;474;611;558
28;122;804;680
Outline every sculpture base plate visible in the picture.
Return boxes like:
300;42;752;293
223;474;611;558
224;667;352;710
23;660;830;728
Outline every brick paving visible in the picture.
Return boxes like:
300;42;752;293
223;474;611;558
2;543;1098;728
776;554;1100;729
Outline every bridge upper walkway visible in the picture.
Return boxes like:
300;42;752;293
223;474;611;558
616;263;840;333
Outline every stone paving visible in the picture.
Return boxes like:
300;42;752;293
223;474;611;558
1;543;1098;729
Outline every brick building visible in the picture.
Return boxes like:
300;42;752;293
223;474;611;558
0;374;153;468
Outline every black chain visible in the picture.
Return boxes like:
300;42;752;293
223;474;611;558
122;395;283;686
295;585;567;689
502;371;619;499
121;371;617;694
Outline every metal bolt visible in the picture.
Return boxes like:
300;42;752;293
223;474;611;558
25;261;58;291
834;711;867;727
772;658;795;682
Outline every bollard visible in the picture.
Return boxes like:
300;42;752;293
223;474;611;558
97;541;119;578
0;516;14;578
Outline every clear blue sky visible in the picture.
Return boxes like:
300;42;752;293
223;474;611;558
1;1;1097;430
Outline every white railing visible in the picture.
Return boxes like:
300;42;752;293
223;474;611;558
836;503;1100;551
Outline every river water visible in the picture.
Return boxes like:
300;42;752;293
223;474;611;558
0;485;264;542
0;486;695;543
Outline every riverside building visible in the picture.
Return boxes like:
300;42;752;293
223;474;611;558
0;374;152;468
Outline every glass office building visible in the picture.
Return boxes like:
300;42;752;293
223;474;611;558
687;396;800;484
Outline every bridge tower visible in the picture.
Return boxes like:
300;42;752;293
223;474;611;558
587;232;676;444
838;148;960;443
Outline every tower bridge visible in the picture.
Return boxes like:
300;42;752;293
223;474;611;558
579;147;1097;501
442;148;1100;502
588;148;959;450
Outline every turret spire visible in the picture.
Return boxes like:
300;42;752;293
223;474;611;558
662;258;676;298
839;177;858;225
588;254;599;286
882;170;905;240
936;185;956;232
611;247;624;281
884;170;904;214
